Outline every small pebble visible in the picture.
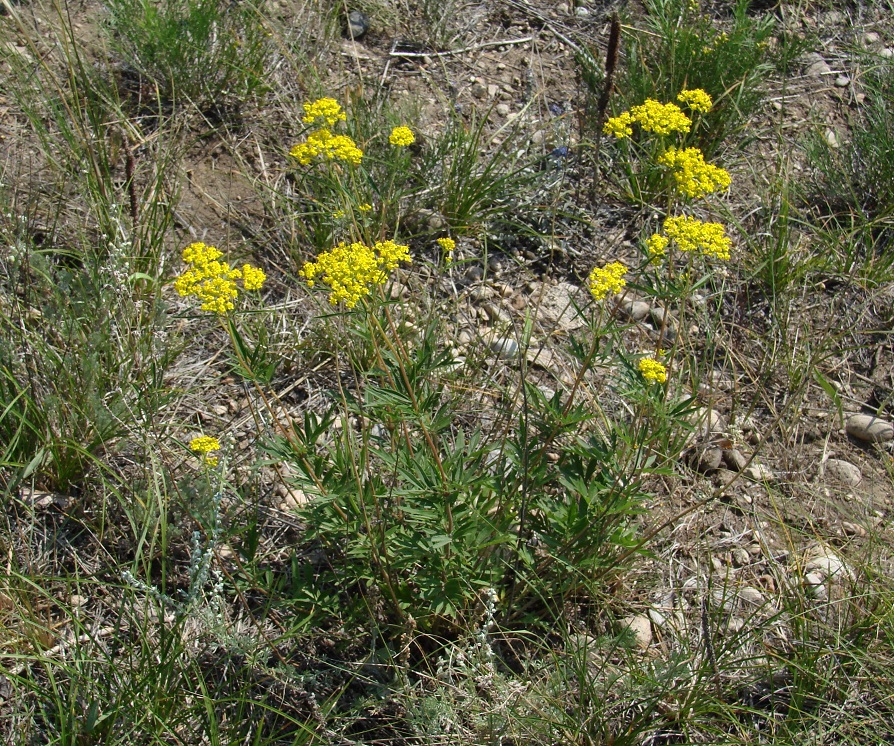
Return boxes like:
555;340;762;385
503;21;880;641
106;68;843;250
575;6;590;17
744;463;774;482
864;31;880;45
621;300;651;321
739;587;765;606
495;103;511;117
821;458;862;487
846;413;894;443
834;75;850;87
722;448;748;472
619;615;652;649
882;48;894;59
489;337;519;360
346;9;369;39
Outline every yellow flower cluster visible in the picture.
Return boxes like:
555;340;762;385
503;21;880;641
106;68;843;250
588;261;627;301
174;242;266;314
658;215;731;260
389;126;415;147
190;435;221;466
638;357;667;384
657;147;731;200
677;89;713;113
646;233;669;260
604;90;712;139
437;236;455;263
300;239;412;307
302;97;347;127
603;111;635;138
629;99;691;135
289;129;363;166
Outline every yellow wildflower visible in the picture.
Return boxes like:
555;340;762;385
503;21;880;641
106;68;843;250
190;435;221;466
677;89;713;113
175;242;265;314
437;236;456;263
302;97;347;127
389;126;415;147
588;261;627;301
630;99;691;135
358;203;373;212
662;216;732;260
300;239;412;307
657;147;731;199
241;264;266;291
289;129;363;166
603;111;635;139
646;233;669;260
638;357;667;384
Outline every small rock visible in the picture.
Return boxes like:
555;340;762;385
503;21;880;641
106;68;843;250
804;54;832;78
457;329;473;346
691;445;723;474
722;448;748;472
726;617;745;634
619;615;652;649
495;103;511;117
821;458;862;487
487;83;499;99
649;306;677;333
744;464;774;482
575;6;590;17
470;285;494;302
690;407;728;436
279;488;310;510
481;302;509;323
864;32;880;45
824;128;840;148
834;75;850;87
882;47;894;59
70;594;88;607
738;587;765;606
489;337;519;360
846;413;894;443
620;299;651;321
471;82;487;99
346;10;369;39
732;547;751;567
804;572;827;600
805;549;850;580
556;2;569;13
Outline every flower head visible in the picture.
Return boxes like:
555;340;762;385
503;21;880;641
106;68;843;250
588;261;628;301
646;233;669;261
638;357;667;384
190;435;221;466
290;129;363;166
677;89;713;113
437;236;456;263
302;98;347;127
174;242;265;314
663;215;731;260
300;239;411;307
630;99;691;135
603;111;636;139
389;126;415;147
657;147;731;200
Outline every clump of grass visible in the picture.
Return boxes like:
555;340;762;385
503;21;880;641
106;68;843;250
102;0;271;112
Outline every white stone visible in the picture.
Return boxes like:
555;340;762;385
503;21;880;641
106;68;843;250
620;615;652;649
846;414;894;442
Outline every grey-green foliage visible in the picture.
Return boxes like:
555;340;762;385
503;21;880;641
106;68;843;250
805;61;894;223
103;0;271;108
